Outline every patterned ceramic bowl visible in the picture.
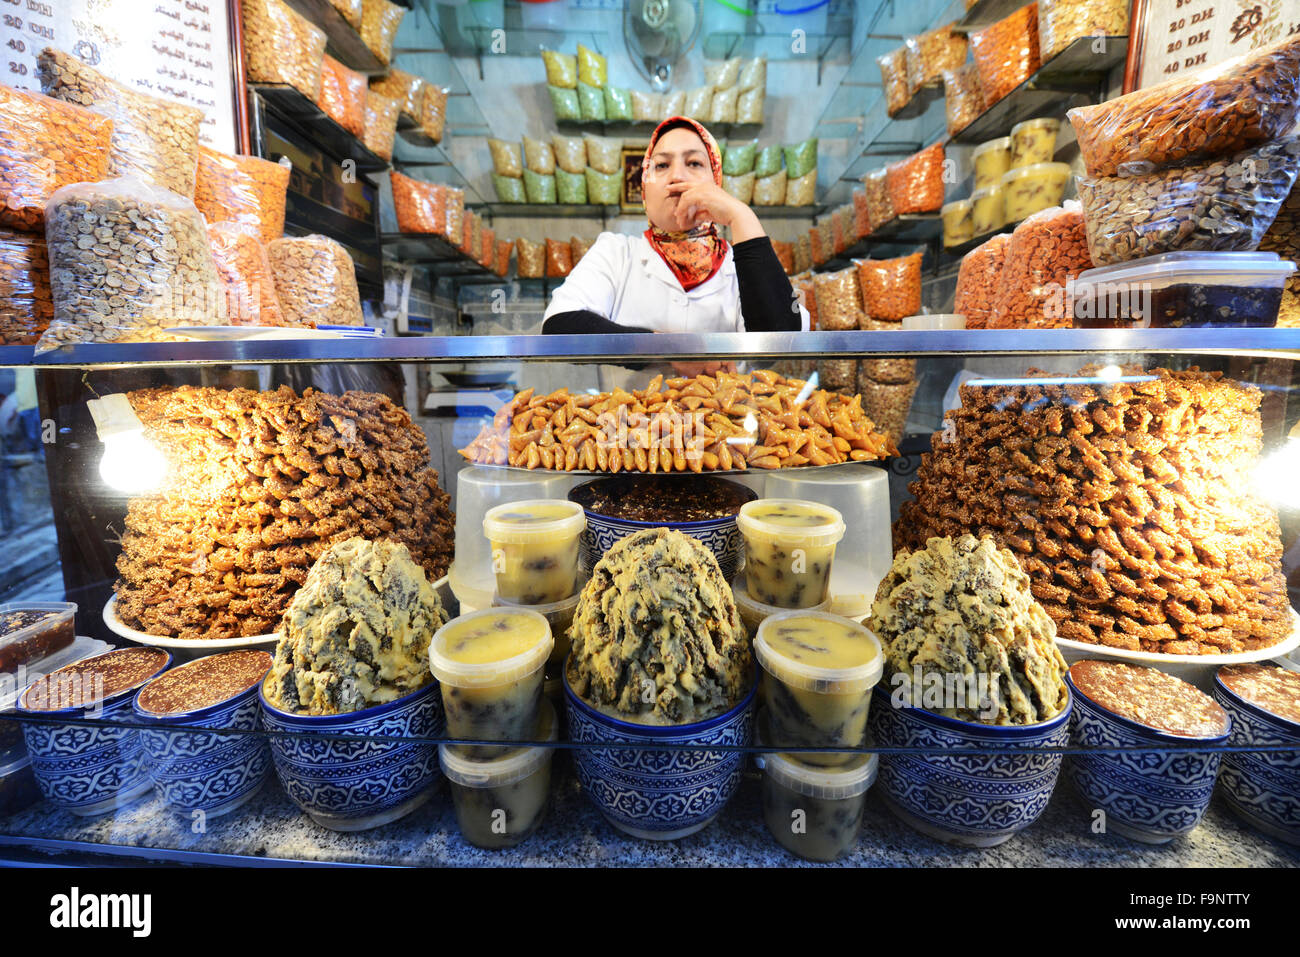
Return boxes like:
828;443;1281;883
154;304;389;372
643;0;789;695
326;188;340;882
1065;671;1229;844
1212;672;1300;846
564;671;757;841
868;683;1071;847
17;649;172;817
569;477;756;580
133;656;273;820
259;680;444;832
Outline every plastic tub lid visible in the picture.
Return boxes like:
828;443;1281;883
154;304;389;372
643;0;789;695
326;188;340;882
1074;250;1297;290
428;608;554;688
492;590;582;618
482;499;585;545
941;198;972;215
755;708;877;798
971;136;1012;159
732;577;830;622
736;499;846;547
0;752;32;780
902;313;966;329
1001;162;1072;184
1010;117;1061;137
439;697;557;788
754;610;884;693
969;184;1003;200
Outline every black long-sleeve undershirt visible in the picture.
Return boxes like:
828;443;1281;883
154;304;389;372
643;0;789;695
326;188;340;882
541;236;801;335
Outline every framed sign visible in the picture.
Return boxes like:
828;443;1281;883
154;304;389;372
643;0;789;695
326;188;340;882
1125;0;1300;92
0;0;248;153
621;143;647;214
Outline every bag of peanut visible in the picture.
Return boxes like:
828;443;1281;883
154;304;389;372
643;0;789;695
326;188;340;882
517;238;545;278
390;170;446;234
0;228;54;345
420;86;449;144
370;69;427;121
363;92;401;162
207;222;288;327
905;23;967;94
361;0;406;68
813;266;865;330
238;0;327;101
856;252;923;321
989;202;1092;328
267;235;363;328
877;46;911;117
194;146;290;246
318;55;367;137
954;233;1012;329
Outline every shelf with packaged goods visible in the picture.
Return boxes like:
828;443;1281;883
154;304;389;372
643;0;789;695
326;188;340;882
380;232;497;275
812;213;943;270
387;46;492;136
282;0;387;73
390;137;486;203
249;84;390;174
7;330;1300;370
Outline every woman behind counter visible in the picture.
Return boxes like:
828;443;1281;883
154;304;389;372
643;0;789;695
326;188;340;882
542;116;810;345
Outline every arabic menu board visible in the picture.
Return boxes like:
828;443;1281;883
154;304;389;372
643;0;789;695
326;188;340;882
0;0;239;152
1129;0;1300;91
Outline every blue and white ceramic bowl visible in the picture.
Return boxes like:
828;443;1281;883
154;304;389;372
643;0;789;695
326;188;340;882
1212;671;1300;846
133;656;273;820
868;683;1071;847
18;649;172;817
569;478;756;581
1065;671;1229;844
259;680;445;832
564;672;757;841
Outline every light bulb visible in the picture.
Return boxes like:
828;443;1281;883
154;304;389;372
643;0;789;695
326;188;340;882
1097;364;1123;381
99;431;168;494
1253;440;1300;507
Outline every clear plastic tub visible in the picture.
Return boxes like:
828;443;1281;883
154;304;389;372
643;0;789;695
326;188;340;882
761;466;891;618
0;602;76;675
1070;251;1297;329
733;578;830;638
428;608;553;760
439;697;556;849
902;313;966;330
492;591;580;670
482;500;585;604
1002;162;1072;222
0;754;39;816
736;499;846;609
971;136;1012;191
755;611;884;767
942;198;975;247
1010;118;1060;169
971;184;1005;234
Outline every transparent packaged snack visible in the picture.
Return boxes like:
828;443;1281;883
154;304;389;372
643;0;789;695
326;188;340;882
754;144;782;179
419;85;449;143
541;49;578;88
489;138;525;178
810;223;827;266
877;46;910;117
710;87;740;124
662;90;686;116
819;358;858;393
852;188;872;238
604;86;633;122
584;134;622;174
318;55;366;137
555;168;588;204
390;170;446;233
267;234;363;328
905;22;967;94
792;271;816;325
738;56;767;92
861;167;894;228
1076;137;1300;266
705;57;742;90
723;172;755;204
784;139;818;181
585;168;621;205
362;91;400;162
723;140;757;176
577;82;606;122
793;236;812;274
369;68;426;120
861;355;917;384
494;239;514;277
207;222;287;327
836;203;858;249
445;186;464;245
856;251;923;320
0;228;53;345
1259;179;1300;329
785;169;816;206
943;63;985;138
1001;162;1071;221
194;145;290;246
549;85;582;122
631;90;661;122
1037;0;1130;62
859;378;916;445
942;198;975;247
329;0;362;30
522;136;556;175
0;86;111;231
972;136;1012;190
570;235;593;263
517;238;545;278
684;85;712;119
38;177;224;352
772;240;794;274
546;238;573;278
577;44;607;87
360;0;405;68
1010;118;1060;168
955;232;1012;329
737;87;764;125
886;141;945;214
969;3;1041;107
37;47;204;199
971;184;1005;234
552;134;587;173
1067;35;1300;177
523;170;557;204
236;0;327;101
813;266;865;330
479;225;495;269
989;202;1092;328
752;169;786;206
494;174;527;204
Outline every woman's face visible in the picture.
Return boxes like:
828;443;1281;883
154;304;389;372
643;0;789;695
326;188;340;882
643;126;713;232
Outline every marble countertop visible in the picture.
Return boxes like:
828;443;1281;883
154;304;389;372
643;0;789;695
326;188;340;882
1;756;1296;867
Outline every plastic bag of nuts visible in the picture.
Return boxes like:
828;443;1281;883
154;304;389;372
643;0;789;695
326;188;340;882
38;177;225;353
390;170;445;234
859;376;917;445
861;316;917;384
489;138;524;178
785;169;817;206
943;63;985;138
852;188;873;238
0;228;54;345
545;238;573;278
37;47;204;199
516;238;544;278
809;223;828;266
835;204;857;251
752;170;786;206
862;167;895;228
954;233;1012;329
877;46;911;117
0;86;112;231
363;92;401;162
194;146;290;246
1037;0;1129;62
1068;36;1300;177
819;359;858;394
360;0;406;68
237;0;327;101
479;225;496;269
570;235;593;264
813;266;865;330
772;240;795;274
207;222;288;327
318;55;366;137
523;136;556;175
461;210;480;257
494;239;514;277
905;23;967;94
329;0;362;29
793;234;811;274
445;187;464;245
370;69;426;121
969;3;1041;107
886;141;946;215
989;202;1092;328
267;235;363;328
1076;137;1300;266
420;86;449;144
1259;179;1300;328
856;251;923;321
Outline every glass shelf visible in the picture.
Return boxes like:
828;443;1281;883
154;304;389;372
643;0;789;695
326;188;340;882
701;30;852;63
250;85;390;174
282;0;386;73
380;233;497;276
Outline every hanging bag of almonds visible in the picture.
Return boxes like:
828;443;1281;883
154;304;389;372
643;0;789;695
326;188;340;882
37;177;226;353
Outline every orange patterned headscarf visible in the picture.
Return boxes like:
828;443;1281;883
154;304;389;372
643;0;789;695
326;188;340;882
642;116;729;291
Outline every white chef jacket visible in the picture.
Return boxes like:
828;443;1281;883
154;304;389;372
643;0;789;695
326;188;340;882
543;231;810;390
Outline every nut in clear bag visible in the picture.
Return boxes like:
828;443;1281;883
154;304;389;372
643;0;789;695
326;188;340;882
0;228;54;345
237;0;327;101
420;86;449;144
361;0;406;68
194;146;290;246
207;222;288;327
390;170;446;235
363;92;401;162
267;234;363;328
318;55;366;137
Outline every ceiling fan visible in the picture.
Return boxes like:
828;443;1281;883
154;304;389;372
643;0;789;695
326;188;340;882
624;0;701;91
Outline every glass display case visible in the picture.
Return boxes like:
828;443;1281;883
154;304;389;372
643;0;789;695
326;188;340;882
1;331;1299;867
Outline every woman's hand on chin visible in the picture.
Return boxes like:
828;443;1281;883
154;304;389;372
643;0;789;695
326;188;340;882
665;182;764;242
